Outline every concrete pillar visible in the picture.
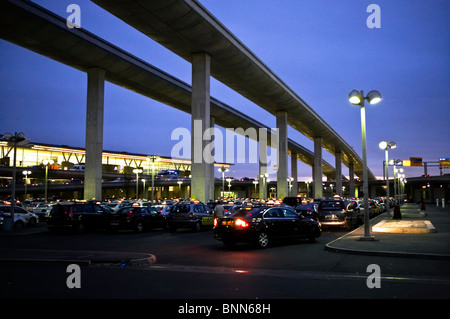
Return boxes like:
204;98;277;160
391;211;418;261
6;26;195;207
191;52;211;203
276;110;288;199
349;162;355;198
84;68;105;200
335;152;342;196
209;116;215;201
259;131;268;200
313;137;323;198
291;153;298;196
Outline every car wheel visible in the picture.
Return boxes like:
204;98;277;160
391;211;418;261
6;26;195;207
134;221;144;233
28;217;37;226
256;231;269;248
14;220;24;231
192;222;201;232
76;223;86;233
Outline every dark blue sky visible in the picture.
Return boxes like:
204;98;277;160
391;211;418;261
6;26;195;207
0;0;449;180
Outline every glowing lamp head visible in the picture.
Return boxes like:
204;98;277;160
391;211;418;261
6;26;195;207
366;90;382;104
348;90;362;105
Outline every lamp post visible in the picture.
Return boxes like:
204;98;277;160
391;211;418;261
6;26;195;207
218;166;229;198
2;132;26;231
142;179;147;200
252;180;258;198
22;170;31;200
133;168;143;199
177;180;183;198
379;141;396;217
42;159;54;203
348;89;382;240
147;156;158;203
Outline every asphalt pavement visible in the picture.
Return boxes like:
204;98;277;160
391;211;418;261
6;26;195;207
1;202;449;264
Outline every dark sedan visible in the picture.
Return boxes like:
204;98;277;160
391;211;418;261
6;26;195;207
317;199;362;229
213;206;321;248
108;206;167;232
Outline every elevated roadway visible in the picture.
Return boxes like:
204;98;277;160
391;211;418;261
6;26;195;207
91;0;375;181
0;0;338;180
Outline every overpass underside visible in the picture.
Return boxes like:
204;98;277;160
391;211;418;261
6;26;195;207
0;0;373;202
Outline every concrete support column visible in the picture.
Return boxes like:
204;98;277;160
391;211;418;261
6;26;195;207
349;162;355;198
313;137;323;198
191;52;211;203
335;152;342;196
84;68;105;200
259;131;268;200
291;153;298;196
276;110;288;199
209;116;215;201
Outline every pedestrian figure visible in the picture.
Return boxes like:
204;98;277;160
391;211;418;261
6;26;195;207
214;202;224;219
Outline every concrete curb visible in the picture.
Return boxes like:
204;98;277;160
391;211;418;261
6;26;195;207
0;248;157;266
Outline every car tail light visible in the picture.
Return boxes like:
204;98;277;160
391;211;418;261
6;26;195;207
235;219;249;228
213;218;218;227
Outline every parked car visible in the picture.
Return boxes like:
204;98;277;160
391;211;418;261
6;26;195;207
32;203;56;221
47;203;110;233
294;203;319;220
167;201;215;232
317;199;361;229
108;206;167;232
0;205;39;230
213;206;321;248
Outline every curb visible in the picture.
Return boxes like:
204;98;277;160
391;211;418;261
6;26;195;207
0;248;157;266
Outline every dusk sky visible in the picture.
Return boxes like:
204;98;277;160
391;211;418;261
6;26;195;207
0;0;449;180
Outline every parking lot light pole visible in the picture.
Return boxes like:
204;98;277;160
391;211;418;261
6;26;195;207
348;90;382;241
23;170;31;200
43;159;54;203
2;132;26;231
379;141;396;217
133;168;143;199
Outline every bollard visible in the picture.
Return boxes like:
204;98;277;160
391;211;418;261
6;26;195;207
436;199;439;207
443;198;445;208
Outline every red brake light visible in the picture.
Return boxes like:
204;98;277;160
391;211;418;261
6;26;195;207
235;219;249;228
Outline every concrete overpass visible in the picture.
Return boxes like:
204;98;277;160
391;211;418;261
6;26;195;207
91;0;375;198
0;0;369;201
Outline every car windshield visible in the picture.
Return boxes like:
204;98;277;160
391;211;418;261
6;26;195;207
170;204;191;213
320;201;344;209
115;207;141;214
233;207;266;218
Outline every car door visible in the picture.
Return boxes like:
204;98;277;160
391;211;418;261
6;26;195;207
281;207;303;237
262;207;285;238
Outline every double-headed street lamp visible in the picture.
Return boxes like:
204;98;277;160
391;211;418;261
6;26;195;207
379;141;396;217
348;89;382;240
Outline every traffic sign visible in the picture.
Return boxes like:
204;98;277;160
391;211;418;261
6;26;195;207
439;158;450;168
410;157;423;167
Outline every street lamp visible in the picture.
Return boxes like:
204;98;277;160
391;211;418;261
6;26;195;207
252;180;258;198
147;156;158;202
379;141;396;217
348;89;382;241
141;179;147;200
42;159;54;203
2;132;26;231
133;168;143;199
177;180;183;198
22;170;31;200
218;166;229;198
226;178;232;194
